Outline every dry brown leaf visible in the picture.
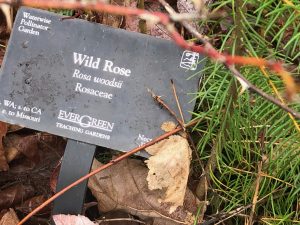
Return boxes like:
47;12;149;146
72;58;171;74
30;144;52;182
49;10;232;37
0;183;35;210
53;214;95;225
161;121;176;132
4;146;19;163
88;158;198;225
145;135;192;213
16;195;48;214
0;208;19;225
4;134;40;163
0;4;12;31
0;122;8;171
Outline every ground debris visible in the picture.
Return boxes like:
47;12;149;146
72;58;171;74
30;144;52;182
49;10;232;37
88;158;199;225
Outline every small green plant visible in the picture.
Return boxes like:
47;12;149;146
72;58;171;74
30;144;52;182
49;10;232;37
194;0;300;224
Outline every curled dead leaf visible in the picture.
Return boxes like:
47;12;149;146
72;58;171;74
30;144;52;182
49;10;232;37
0;4;12;31
0;208;19;225
4;134;40;164
145;135;192;213
0;183;35;210
88;158;199;225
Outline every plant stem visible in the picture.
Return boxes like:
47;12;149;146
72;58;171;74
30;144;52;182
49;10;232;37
137;0;147;33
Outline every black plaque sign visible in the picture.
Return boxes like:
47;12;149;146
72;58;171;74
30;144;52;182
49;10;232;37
0;7;205;154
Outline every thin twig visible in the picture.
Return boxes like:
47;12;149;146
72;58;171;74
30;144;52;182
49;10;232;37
248;161;262;225
203;189;288;225
196;139;218;199
97;217;146;224
169;79;205;172
137;0;147;34
148;88;184;127
202;204;253;225
226;166;294;187
150;85;207;220
227;65;300;119
149;87;204;172
170;79;185;126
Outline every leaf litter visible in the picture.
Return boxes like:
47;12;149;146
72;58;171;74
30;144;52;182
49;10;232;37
88;157;199;225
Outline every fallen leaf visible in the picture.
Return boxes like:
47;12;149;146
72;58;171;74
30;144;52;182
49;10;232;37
0;4;12;31
16;195;49;215
145;135;192;213
53;214;95;225
4;134;40;163
0;122;8;171
88;158;199;225
0;208;19;225
0;183;35;210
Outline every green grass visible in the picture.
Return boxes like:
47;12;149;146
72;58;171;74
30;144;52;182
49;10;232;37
193;0;300;224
